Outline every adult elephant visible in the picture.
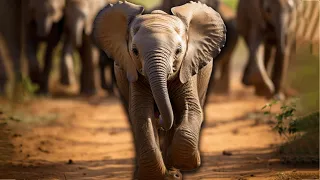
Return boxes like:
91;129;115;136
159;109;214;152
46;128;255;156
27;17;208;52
237;0;294;99
160;0;239;95
0;0;65;94
25;0;66;93
94;1;226;179
60;0;107;95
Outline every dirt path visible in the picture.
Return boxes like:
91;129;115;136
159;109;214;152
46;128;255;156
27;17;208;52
0;78;318;180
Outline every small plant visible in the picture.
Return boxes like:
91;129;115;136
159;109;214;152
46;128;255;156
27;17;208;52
263;99;319;164
10;75;39;103
262;98;298;138
21;76;39;95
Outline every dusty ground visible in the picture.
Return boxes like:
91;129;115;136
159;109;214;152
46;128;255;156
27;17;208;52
0;77;318;180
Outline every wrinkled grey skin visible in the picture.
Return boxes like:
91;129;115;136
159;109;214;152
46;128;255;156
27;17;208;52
160;0;238;95
60;0;106;95
94;2;226;179
237;0;294;99
0;0;65;94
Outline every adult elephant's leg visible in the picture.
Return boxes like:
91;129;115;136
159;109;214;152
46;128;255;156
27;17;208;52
213;19;238;95
40;23;62;93
40;44;53;94
60;36;76;86
130;80;180;180
0;0;24;98
25;25;41;86
206;59;217;96
214;55;230;94
99;52;115;95
79;34;96;95
271;47;287;100
242;27;274;97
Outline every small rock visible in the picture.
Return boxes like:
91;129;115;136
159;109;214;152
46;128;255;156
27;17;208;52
250;174;255;177
231;128;239;135
0;122;8;126
222;150;232;156
67;159;73;164
38;147;49;154
12;133;22;138
9;116;21;122
83;173;87;176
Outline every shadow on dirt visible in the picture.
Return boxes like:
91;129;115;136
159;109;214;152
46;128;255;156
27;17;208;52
185;147;319;179
0;158;134;180
0;114;14;166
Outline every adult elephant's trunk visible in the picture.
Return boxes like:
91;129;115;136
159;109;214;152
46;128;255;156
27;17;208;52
145;56;173;131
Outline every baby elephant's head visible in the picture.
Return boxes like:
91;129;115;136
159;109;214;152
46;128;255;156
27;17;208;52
93;1;226;130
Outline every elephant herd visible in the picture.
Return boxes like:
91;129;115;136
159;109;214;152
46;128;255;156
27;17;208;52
0;0;295;100
0;0;298;179
0;0;116;95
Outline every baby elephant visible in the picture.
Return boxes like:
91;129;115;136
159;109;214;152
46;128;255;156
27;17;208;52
93;1;226;179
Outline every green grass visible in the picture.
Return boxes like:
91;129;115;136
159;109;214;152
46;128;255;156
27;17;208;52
127;0;239;10
221;0;238;10
128;0;161;9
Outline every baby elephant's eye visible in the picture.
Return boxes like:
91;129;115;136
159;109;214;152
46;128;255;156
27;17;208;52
175;46;182;55
132;47;139;56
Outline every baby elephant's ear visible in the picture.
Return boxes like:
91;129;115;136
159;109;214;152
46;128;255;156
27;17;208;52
93;1;144;82
171;1;226;83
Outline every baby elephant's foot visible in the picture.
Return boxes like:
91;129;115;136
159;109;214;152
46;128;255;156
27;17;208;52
171;129;201;171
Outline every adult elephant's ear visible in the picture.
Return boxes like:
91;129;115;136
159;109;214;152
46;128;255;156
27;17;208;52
93;1;144;82
171;1;226;83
